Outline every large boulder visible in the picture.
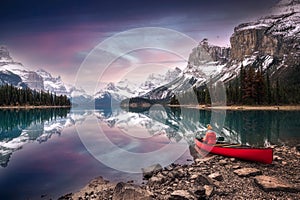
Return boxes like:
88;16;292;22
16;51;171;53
112;182;153;200
254;175;300;192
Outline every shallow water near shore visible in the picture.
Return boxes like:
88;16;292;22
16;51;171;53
0;107;299;199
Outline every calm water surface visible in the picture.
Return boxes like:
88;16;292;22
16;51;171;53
0;107;299;199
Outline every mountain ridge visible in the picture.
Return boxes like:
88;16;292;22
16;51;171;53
0;46;92;105
122;0;300;106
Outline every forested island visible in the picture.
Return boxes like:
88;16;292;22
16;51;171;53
0;84;71;107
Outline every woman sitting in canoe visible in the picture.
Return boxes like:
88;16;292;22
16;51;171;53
203;124;217;145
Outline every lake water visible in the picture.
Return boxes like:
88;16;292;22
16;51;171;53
0;107;299;199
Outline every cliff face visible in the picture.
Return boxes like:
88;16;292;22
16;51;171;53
230;28;281;61
229;0;300;67
188;39;230;66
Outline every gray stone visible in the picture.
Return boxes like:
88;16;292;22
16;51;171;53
192;186;205;197
169;190;194;200
233;168;262;177
142;163;162;179
254;175;300;192
273;155;283;161
195;174;214;185
208;172;223;181
232;165;240;169
112;182;153;200
147;174;166;187
219;160;227;165
204;185;214;197
190;174;198;179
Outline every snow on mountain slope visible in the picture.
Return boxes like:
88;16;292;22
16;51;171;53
128;1;300;103
218;0;300;83
0;46;91;103
0;46;44;90
36;69;68;95
139;40;229;101
95;67;182;103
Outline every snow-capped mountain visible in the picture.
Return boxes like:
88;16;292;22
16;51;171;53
136;40;230;102
0;46;44;90
0;46;91;104
94;67;182;107
218;0;300;83
36;69;68;95
125;0;300;103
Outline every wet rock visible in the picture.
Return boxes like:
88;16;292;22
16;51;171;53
233;168;262;177
142;163;162;179
112;182;153;200
208;172;223;181
169;190;194;200
165;165;174;171
254;175;300;192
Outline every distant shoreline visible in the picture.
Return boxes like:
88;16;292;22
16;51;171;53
169;104;300;111
0;105;71;110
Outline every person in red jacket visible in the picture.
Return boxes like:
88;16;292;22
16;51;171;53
203;124;216;145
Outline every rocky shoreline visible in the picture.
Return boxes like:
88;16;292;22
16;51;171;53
60;145;300;200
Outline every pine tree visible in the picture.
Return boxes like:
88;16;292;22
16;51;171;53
243;67;256;104
254;68;265;104
266;69;272;104
240;64;246;104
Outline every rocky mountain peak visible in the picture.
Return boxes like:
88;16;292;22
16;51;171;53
275;0;300;10
230;0;300;63
0;46;13;63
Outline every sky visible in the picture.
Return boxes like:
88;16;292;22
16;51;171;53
0;0;279;92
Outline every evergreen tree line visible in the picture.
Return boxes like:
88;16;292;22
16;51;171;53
170;65;300;106
226;65;300;105
0;84;71;107
170;86;211;105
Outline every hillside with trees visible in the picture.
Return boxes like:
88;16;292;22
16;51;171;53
170;64;300;106
0;84;71;107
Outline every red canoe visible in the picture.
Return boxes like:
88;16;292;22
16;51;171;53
194;138;273;164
